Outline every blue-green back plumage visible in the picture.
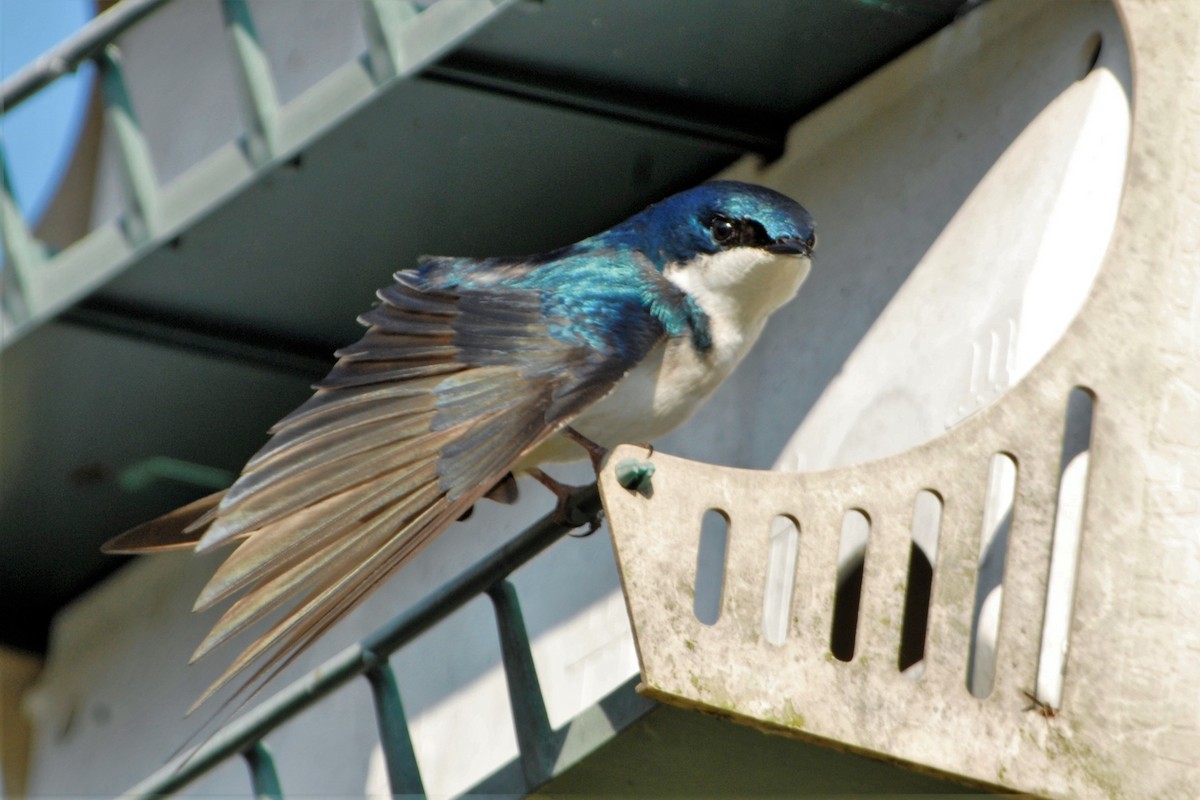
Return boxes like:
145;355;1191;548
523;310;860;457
418;248;696;363
416;179;813;363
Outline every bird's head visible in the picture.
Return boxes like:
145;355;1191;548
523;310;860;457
600;180;817;329
613;180;815;266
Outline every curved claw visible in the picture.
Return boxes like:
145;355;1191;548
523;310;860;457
568;508;605;538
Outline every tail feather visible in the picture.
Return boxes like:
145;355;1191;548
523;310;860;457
101;492;229;554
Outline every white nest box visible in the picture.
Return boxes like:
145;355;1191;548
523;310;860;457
599;0;1200;797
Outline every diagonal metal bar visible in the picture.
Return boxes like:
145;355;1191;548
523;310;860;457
0;0;175;113
364;0;514;79
487;579;556;787
361;0;422;84
242;742;284;800
0;140;47;326
97;45;160;245
364;662;425;797
117;484;601;799
221;0;281;165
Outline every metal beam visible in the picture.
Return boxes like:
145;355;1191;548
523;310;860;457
0;0;176;112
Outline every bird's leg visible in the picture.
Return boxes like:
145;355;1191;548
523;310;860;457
526;467;602;536
526;467;573;504
563;426;610;474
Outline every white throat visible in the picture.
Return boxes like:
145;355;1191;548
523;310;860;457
517;248;811;468
663;247;812;358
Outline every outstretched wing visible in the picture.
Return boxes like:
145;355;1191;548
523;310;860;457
109;263;665;709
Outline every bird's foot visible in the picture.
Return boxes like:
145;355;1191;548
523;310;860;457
527;467;597;531
568;508;605;538
563;426;610;474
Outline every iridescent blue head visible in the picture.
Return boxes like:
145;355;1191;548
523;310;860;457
596;180;817;270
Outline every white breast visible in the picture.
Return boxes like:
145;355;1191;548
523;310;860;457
517;248;811;468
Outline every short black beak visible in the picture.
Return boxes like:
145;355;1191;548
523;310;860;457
765;231;816;257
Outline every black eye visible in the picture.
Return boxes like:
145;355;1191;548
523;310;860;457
709;215;738;245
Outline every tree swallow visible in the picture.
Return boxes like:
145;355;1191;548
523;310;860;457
104;180;816;708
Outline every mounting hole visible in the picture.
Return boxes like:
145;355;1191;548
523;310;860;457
830;509;870;662
967;453;1018;699
762;515;800;645
694;509;729;625
899;490;943;675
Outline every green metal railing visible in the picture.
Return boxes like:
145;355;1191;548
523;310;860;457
120;485;607;798
0;0;513;348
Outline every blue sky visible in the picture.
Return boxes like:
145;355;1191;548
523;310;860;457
1;1;94;223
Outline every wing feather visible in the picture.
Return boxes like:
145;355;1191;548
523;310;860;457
193;461;439;611
245;396;432;466
219;498;466;707
101;491;228;554
189;496;454;710
191;479;443;662
263;376;447;436
105;257;668;711
197;430;442;551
